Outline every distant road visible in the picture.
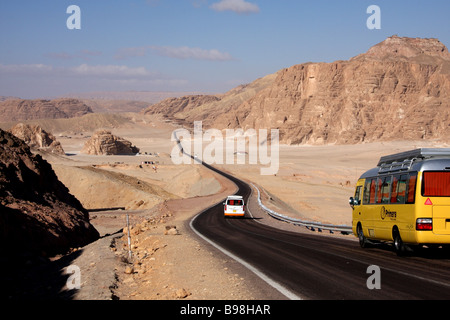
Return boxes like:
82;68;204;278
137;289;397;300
191;162;450;300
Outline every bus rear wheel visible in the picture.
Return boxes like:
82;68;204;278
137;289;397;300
393;228;405;256
357;224;368;248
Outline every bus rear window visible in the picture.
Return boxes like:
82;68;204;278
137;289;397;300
423;172;450;197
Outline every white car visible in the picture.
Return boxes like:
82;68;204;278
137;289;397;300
223;195;245;217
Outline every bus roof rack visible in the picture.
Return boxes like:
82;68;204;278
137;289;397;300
377;148;450;167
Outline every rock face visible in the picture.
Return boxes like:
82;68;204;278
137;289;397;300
0;98;93;122
9;123;65;155
82;130;140;155
0;129;99;255
144;36;450;145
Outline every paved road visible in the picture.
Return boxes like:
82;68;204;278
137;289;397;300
191;163;450;300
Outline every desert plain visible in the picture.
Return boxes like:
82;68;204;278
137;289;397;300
3;111;447;300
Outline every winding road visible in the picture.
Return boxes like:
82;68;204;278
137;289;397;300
190;162;450;300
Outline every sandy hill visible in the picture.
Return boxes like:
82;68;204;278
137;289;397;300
143;36;450;145
0;98;93;122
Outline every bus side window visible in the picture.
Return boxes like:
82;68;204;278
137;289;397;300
390;175;399;203
369;179;377;204
406;173;417;204
376;178;383;204
381;176;392;204
354;186;362;205
396;175;407;204
363;179;371;204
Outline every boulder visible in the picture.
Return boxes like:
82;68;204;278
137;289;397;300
81;130;139;155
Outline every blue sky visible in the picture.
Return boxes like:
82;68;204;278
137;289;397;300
0;0;449;98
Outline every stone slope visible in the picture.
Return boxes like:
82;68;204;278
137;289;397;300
0;129;99;255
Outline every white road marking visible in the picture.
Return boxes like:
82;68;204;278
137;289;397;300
190;211;303;300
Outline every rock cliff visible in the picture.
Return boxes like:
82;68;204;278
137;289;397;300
0;129;99;255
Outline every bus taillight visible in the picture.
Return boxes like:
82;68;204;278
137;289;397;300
416;218;433;231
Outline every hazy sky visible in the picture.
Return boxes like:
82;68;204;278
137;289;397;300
1;0;449;98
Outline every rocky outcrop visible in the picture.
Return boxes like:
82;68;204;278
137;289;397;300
144;36;450;145
0;129;99;255
81;130;139;155
0;98;93;122
9;123;65;155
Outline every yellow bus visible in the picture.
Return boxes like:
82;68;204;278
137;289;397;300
350;148;450;255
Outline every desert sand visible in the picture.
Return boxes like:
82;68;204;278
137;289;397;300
21;113;448;299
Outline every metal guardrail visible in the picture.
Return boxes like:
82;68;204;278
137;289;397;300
251;183;353;235
173;130;353;235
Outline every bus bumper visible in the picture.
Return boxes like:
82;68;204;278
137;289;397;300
414;232;450;245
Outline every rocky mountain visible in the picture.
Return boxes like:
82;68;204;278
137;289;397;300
143;73;278;127
0;98;93;123
9;123;65;155
81;130;140;155
0;129;99;255
143;36;450;145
